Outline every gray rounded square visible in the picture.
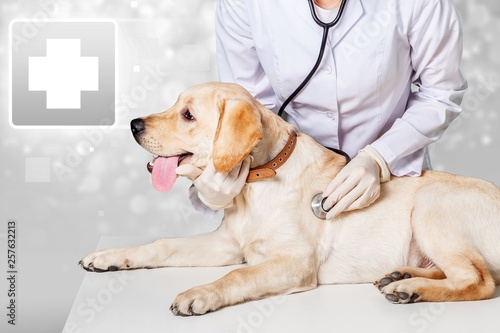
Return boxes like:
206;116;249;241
9;20;116;127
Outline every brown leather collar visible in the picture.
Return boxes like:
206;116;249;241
246;132;297;183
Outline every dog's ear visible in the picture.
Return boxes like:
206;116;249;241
212;99;262;173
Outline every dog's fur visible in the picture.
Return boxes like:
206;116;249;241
80;82;500;316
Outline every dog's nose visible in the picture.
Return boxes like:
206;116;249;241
131;118;145;136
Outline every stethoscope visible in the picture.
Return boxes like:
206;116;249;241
276;0;349;219
276;0;348;119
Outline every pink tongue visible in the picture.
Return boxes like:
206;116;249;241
151;156;180;192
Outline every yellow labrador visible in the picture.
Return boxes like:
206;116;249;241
80;82;500;316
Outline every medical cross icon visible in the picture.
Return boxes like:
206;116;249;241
10;20;115;127
28;39;99;109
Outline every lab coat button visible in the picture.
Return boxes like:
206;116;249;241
322;65;332;74
326;112;336;120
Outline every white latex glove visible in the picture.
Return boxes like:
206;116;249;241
322;146;389;220
176;157;251;210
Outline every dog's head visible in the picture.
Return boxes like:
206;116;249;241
131;82;263;191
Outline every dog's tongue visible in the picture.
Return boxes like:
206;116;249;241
151;156;179;192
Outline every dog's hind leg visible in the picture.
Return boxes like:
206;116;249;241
378;250;496;303
377;182;497;304
375;266;446;292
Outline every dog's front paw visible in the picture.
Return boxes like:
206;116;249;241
170;286;223;316
79;249;133;272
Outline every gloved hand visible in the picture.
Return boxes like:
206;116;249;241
176;157;251;210
322;145;390;220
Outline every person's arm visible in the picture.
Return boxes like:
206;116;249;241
216;0;280;113
188;184;218;220
371;0;468;176
323;0;467;218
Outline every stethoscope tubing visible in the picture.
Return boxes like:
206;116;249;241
277;0;348;118
308;0;348;29
277;0;350;219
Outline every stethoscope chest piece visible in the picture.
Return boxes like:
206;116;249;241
311;193;330;219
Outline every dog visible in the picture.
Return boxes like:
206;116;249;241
80;82;500;316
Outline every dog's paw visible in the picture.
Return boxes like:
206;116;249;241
374;271;421;304
170;286;223;316
79;249;133;272
374;271;412;291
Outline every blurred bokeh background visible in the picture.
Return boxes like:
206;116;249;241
0;0;498;332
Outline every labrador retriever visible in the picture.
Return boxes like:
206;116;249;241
80;82;500;316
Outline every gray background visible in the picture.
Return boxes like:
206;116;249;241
0;0;499;332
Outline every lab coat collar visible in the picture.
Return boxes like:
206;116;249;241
295;0;365;49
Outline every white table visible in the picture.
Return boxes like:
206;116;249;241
63;236;500;333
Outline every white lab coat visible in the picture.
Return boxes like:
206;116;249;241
216;0;467;176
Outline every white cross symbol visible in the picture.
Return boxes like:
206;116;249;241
28;39;99;109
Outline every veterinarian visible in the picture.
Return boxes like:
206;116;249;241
177;0;467;220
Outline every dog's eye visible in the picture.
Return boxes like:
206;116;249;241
182;110;195;121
